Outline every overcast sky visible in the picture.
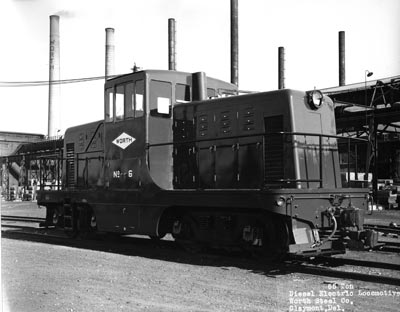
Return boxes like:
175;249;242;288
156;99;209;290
1;0;399;135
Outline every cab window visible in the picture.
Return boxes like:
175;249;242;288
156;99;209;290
115;85;124;121
105;88;114;122
150;80;172;117
124;80;145;119
135;80;144;117
176;84;191;103
125;82;134;118
106;80;145;122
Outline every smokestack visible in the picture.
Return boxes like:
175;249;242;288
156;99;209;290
48;15;60;138
105;28;115;79
339;31;345;86
230;0;239;86
278;47;285;89
168;18;176;71
192;72;207;101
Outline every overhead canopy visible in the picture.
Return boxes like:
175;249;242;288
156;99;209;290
320;75;400;135
321;75;400;107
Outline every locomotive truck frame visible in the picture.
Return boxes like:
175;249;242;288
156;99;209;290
37;69;377;257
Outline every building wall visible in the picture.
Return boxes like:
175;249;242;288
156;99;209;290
0;131;44;157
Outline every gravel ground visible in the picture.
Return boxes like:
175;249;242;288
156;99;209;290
1;201;400;312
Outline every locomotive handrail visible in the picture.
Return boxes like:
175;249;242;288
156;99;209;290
36;153;105;191
146;131;368;148
36;155;105;161
36;131;368;191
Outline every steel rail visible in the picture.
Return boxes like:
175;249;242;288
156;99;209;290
364;224;400;235
285;262;400;286
3;223;400;286
312;256;400;271
1;215;46;223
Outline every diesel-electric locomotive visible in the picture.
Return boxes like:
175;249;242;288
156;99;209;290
37;69;375;257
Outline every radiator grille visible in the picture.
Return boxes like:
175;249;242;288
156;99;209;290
66;143;75;187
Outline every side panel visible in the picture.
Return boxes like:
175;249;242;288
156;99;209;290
104;118;146;189
173;105;196;188
63;120;104;189
238;106;263;188
197;111;216;189
147;79;174;190
173;92;296;190
290;92;342;189
214;108;238;188
264;115;285;185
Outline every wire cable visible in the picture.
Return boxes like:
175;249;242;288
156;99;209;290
0;74;122;87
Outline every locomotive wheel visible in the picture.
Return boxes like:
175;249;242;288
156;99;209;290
273;218;290;254
89;214;97;230
52;209;59;225
253;217;290;261
77;208;97;239
171;215;193;240
44;206;57;227
173;215;204;253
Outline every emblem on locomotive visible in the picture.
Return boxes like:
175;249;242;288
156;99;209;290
112;132;136;150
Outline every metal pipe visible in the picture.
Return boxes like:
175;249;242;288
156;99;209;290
278;47;285;89
230;0;239;86
339;31;345;86
105;28;115;79
168;18;176;71
347;137;351;186
320;213;337;246
192;72;207;101
48;15;60;138
319;136;323;188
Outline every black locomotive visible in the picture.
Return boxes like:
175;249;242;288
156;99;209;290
37;69;376;257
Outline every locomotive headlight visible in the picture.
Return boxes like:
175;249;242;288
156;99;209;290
307;90;324;109
275;197;286;207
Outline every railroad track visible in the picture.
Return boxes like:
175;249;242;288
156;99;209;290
2;220;400;286
286;254;400;286
1;215;46;223
362;223;400;252
311;255;400;271
364;224;400;236
285;261;400;286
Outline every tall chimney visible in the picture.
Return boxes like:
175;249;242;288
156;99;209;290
168;18;176;71
105;28;115;79
278;47;285;89
48;15;60;138
230;0;239;86
339;31;345;86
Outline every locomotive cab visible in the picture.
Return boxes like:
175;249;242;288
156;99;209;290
61;70;237;191
102;70;237;191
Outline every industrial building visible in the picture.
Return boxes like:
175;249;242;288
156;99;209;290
0;132;62;200
0;131;44;157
